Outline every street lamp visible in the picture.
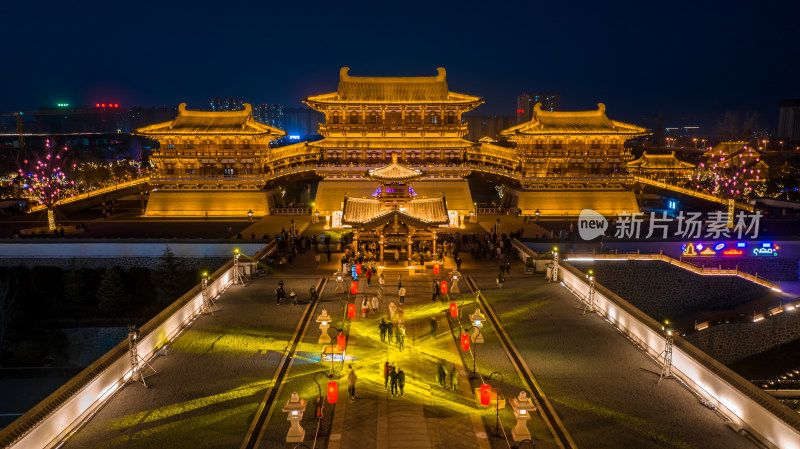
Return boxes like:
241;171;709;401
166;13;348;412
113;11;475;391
461;325;482;380
248;209;254;223
312;370;336;430
583;269;595;315
534;209;540;221
659;319;674;382
485;371;505;437
551;247;559;282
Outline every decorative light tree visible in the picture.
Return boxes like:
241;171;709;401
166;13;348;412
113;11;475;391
691;143;766;200
16;142;74;230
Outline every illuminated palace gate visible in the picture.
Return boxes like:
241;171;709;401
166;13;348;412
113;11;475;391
341;155;450;261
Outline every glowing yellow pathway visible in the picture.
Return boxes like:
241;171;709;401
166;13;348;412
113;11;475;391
328;274;489;449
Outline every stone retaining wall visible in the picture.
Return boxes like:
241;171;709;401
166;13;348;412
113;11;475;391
0;257;230;270
686;313;800;364
568;260;779;320
687;257;799;282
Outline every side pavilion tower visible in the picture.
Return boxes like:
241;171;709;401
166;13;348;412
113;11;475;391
135;103;285;216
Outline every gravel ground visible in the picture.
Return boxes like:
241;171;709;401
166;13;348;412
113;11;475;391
463;258;759;449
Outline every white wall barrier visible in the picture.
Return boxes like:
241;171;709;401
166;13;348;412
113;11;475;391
0;241;277;449
558;261;800;449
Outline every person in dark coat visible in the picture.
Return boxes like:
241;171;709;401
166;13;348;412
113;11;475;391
379;319;388;342
429;316;438;338
389;366;399;397
437;363;445;386
397;368;406;396
383;361;391;389
386;321;394;343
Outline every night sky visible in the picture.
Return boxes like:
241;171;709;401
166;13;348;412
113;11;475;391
3;0;798;130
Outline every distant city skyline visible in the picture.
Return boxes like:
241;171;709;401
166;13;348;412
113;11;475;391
2;1;798;132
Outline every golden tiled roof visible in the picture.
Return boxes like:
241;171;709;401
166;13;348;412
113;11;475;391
311;138;475;149
135;103;286;137
627;151;695;169
305;67;482;104
341;196;449;227
367;154;424;182
501;103;648;136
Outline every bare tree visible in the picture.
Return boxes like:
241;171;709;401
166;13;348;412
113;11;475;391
0;277;18;368
715;111;760;142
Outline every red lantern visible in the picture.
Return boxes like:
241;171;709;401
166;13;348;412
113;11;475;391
356;263;361;275
327;380;338;404
347;303;355;319
460;333;470;351
337;334;346;351
433;263;439;275
450;302;458;318
440;280;448;295
350;280;358;295
480;383;491;406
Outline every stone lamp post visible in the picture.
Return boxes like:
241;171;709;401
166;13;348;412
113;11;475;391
317;309;332;344
450;271;461;294
469;309;486;343
334;272;344;293
282;392;307;443
510;391;537;441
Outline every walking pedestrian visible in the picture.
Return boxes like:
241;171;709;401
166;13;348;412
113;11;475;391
289;290;297;305
347;366;357;400
397;324;405;351
394;248;400;264
429;316;438;338
398;286;406;305
379;319;388;342
366;268;372;286
437;364;445;387
387;321;394;343
505;261;511;277
361;295;369;317
379;273;385;290
496;272;505;289
371;295;379;312
450;364;458;390
397;275;402;291
456;255;462;271
383;361;391;388
441;364;449;388
432;280;440;302
397;368;406;396
326;248;331;262
389;366;398;396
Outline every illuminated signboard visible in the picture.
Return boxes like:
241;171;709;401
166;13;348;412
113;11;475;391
714;243;725;251
699;248;716;256
723;249;743;256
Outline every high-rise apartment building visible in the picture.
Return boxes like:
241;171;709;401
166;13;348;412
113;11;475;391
517;92;560;124
252;104;285;130
284;107;324;138
210;96;245;112
778;99;800;143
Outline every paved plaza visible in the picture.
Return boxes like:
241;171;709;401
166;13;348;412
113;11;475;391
53;246;763;448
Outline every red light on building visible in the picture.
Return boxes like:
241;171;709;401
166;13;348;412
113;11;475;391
327;380;338;404
516;109;524;114
460;333;470;351
347;303;355;319
337;334;346;351
95;103;99;107
450;302;458;318
480;383;491;406
114;103;119;108
433;263;439;275
101;104;106;108
440;280;448;294
350;280;358;295
356;263;361;275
